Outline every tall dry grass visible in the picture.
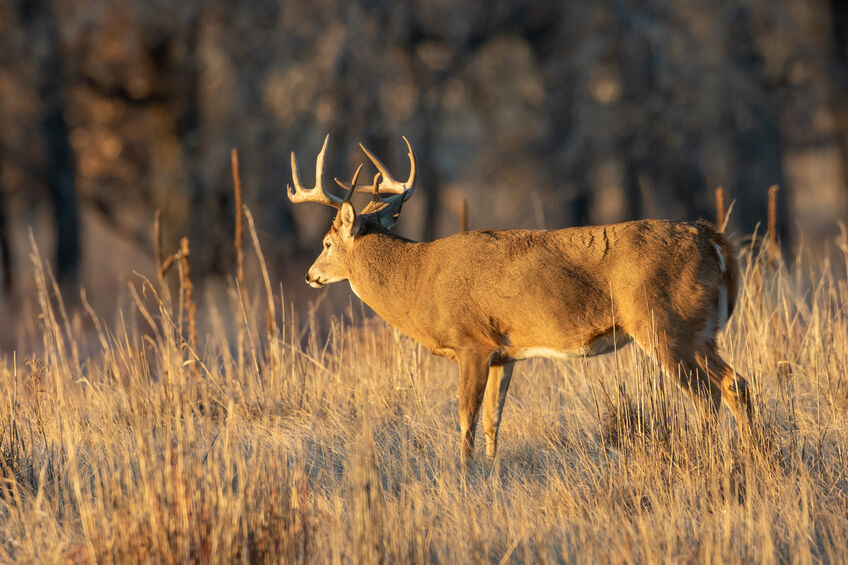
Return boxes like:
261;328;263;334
1;226;848;563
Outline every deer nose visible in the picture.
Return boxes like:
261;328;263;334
305;271;323;288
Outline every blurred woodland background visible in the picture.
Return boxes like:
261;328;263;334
1;0;847;306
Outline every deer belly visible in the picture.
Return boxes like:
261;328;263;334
513;332;632;360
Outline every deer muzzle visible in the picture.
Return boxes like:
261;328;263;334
305;270;324;288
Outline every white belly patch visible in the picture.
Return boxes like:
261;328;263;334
514;347;591;360
514;332;632;360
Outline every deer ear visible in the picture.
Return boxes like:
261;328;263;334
339;201;359;239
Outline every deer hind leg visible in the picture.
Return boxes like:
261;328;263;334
483;361;515;460
457;350;491;467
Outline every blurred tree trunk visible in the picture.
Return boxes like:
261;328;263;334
256;112;299;254
614;1;650;221
168;8;240;276
0;144;12;293
828;0;848;201
19;0;81;284
0;9;12;293
177;14;212;274
41;73;80;284
727;6;788;243
570;164;593;226
519;4;592;226
418;90;443;241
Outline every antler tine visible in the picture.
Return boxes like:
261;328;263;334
370;173;383;202
287;134;344;208
399;136;416;199
314;134;328;189
335;137;416;197
344;164;364;204
357;174;386;216
334;165;369;195
357;137;416;196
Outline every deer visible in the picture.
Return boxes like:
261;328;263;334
287;134;752;466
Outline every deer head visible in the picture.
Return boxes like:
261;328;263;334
287;134;417;288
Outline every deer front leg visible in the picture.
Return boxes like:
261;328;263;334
457;349;491;468
483;361;515;460
696;346;753;426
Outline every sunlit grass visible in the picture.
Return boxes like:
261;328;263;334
1;233;848;563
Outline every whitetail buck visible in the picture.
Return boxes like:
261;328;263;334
287;134;752;465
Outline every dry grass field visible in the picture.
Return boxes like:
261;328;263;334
2;226;848;563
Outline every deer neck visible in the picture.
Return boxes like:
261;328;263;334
346;232;422;321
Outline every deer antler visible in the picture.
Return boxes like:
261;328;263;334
344;163;364;204
290;134;417;228
331;137;417;228
335;137;416;202
359;173;386;215
287;134;346;208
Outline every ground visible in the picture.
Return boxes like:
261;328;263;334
1;239;847;563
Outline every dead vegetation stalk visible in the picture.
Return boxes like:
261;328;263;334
459;198;468;232
179;237;198;353
232;148;244;288
244;207;276;342
768;184;780;264
715;187;726;233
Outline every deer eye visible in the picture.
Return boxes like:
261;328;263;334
324;241;331;249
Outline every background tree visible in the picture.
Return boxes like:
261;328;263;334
0;0;844;296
